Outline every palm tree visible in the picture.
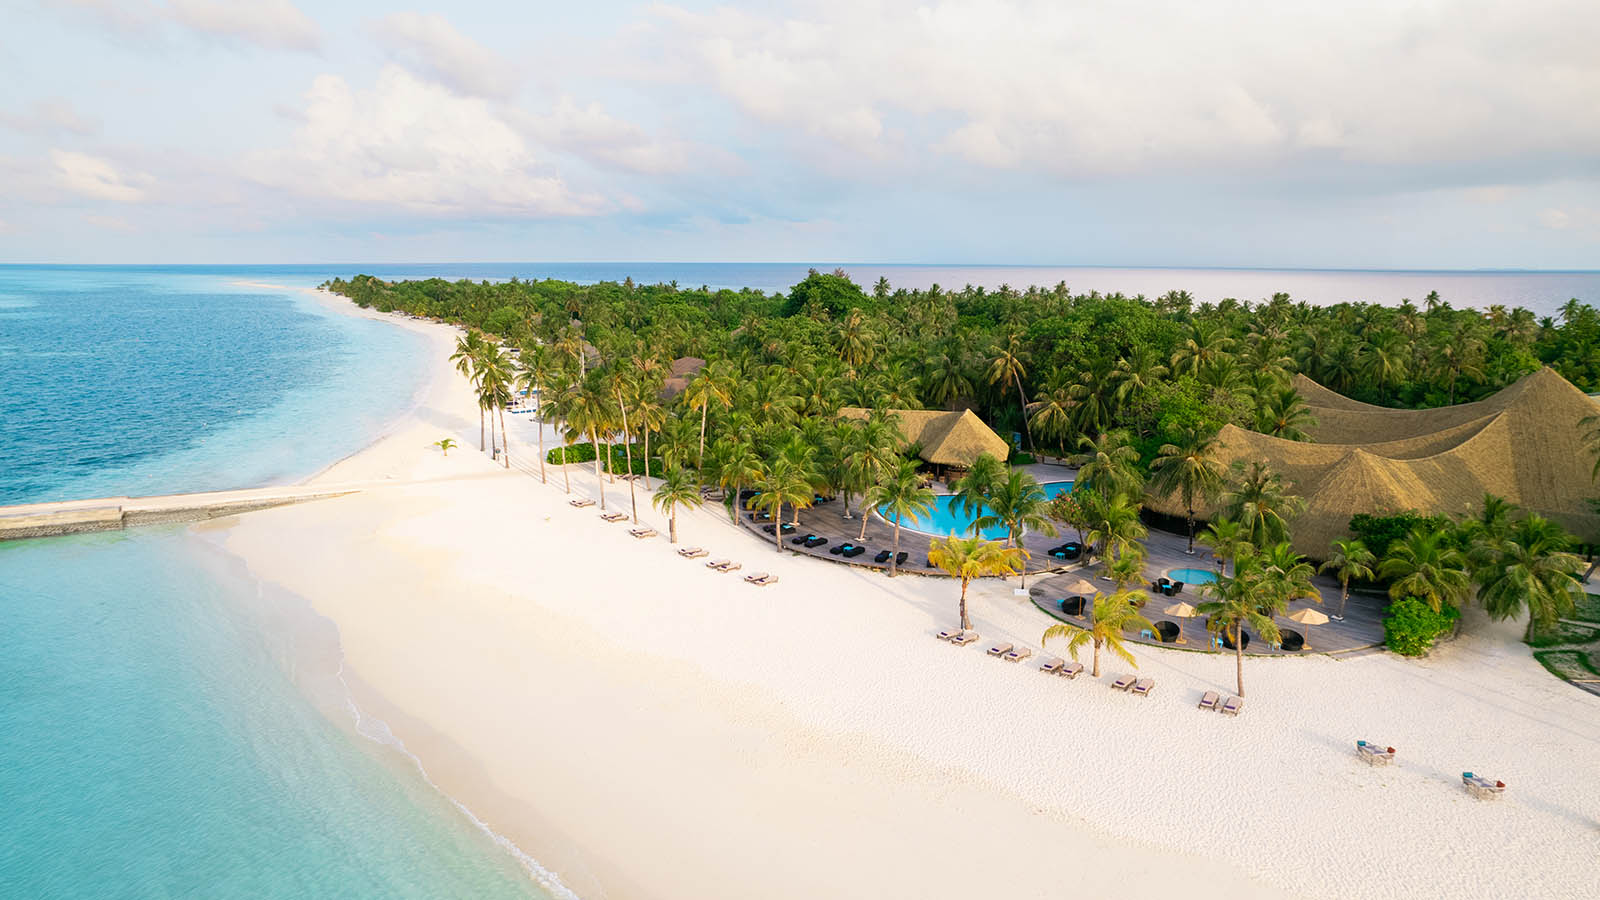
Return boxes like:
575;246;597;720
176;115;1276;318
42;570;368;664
651;466;704;543
752;458;812;553
450;330;489;451
516;344;554;483
952;453;1005;534
1219;461;1305;549
433;438;457;456
684;361;734;470
1379;528;1471;613
986;335;1032;450
542;369;576;494
1170;322;1235;378
1199;516;1248;575
1253;387;1317;441
928;534;1026;630
710;437;764;523
614;378;640;523
1474;513;1585;640
1198;552;1283;697
1146;427;1227;554
1041;589;1153;678
973;469;1057;549
868;460;937;576
477;345;514;468
1079;490;1147;565
1024;372;1075;450
1319;538;1375;620
564;373;614;510
1073;430;1142;500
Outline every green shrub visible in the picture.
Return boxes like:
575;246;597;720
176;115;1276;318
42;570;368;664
548;443;598;465
1383;597;1460;657
547;442;659;474
1349;512;1455;559
1011;451;1036;465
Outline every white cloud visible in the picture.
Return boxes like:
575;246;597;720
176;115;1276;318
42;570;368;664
525;97;708;176
245;66;604;218
84;214;135;231
372;12;516;98
51;150;149;202
646;0;1600;178
49;0;321;51
0;99;98;136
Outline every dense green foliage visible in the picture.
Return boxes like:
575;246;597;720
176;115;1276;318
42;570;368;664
1382;597;1461;657
545;442;655;474
1349;512;1455;559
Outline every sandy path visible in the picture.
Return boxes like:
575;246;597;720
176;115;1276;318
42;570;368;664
216;292;1600;900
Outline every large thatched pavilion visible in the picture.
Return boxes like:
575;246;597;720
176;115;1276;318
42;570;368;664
1149;367;1600;557
837;407;1011;470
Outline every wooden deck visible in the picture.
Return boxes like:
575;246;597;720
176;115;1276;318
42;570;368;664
735;488;1385;656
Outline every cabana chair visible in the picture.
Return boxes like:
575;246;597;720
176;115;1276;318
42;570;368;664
804;536;828;549
1038;656;1065;674
744;573;778;586
842;545;866;558
1168;581;1185;596
1002;646;1033;663
873;549;893;564
1220;696;1243;716
1110;674;1135;691
677;547;708;559
791;533;815;545
986;642;1014;658
568;498;595;508
1058;661;1085;679
629;527;657;539
1198;691;1221;711
1131;678;1155;698
949;630;980;646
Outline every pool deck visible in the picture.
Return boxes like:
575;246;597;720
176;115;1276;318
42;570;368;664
733;461;1386;656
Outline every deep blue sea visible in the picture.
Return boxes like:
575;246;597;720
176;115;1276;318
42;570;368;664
2;262;1596;898
0;267;561;899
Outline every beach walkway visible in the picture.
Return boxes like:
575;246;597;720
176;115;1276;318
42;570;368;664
0;485;361;541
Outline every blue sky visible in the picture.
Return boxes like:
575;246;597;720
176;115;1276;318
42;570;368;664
2;0;1598;267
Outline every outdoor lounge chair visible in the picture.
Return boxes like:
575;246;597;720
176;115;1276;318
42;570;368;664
895;551;908;566
1058;661;1085;678
1198;691;1221;711
677;547;708;559
629;527;657;539
1462;773;1506;799
936;627;964;641
706;558;730;569
1039;656;1065;674
986;642;1014;658
828;545;844;555
744;573;777;586
568;498;595;508
600;512;627;522
874;549;893;563
716;560;742;573
1220;696;1243;716
1002;646;1033;663
1110;674;1135;691
1356;741;1396;766
791;533;815;544
804;536;828;548
949;630;980;646
1131;678;1155;698
842;545;866;558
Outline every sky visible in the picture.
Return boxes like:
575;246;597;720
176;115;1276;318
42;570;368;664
1;0;1598;267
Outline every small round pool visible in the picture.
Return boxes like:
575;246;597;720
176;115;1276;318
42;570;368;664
1166;567;1219;585
879;481;1074;539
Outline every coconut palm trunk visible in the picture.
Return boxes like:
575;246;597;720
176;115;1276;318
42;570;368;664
1234;623;1245;696
479;408;486;451
1091;638;1102;677
1185;508;1196;554
498;406;510;468
889;522;902;576
669;508;678;543
858;507;872;542
958;577;972;630
1336;577;1351;620
560;444;571;493
698;404;709;471
773;503;784;552
1014;370;1033;451
535;390;547;483
590;430;606;510
618;390;638;522
642;428;652;490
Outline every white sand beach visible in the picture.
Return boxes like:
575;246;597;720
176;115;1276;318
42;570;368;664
215;291;1600;900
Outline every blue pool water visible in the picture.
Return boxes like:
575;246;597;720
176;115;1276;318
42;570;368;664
881;481;1074;540
0;267;556;898
1166;567;1219;585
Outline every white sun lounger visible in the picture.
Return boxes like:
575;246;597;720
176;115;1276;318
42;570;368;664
986;642;1014;658
743;573;778;586
1058;661;1085;679
1198;691;1221;711
1110;673;1136;691
678;547;708;559
948;630;980;646
1131;678;1155;698
1038;656;1065;673
629;527;657;539
568;498;595;508
1220;695;1243;716
1002;646;1033;663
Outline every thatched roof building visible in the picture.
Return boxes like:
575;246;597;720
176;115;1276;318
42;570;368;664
838;407;1010;468
1148;367;1600;557
660;356;706;400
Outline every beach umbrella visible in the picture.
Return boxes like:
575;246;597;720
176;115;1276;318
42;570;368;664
1163;601;1197;617
1287;606;1330;649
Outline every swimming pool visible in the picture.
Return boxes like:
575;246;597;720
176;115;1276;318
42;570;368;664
879;481;1074;540
1165;567;1219;585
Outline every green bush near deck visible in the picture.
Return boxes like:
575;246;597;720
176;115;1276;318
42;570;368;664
546;443;659;475
1349;512;1455;560
1383;598;1460;657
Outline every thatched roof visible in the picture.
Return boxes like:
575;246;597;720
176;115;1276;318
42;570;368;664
838;407;1010;467
1148;368;1600;557
660;356;706;400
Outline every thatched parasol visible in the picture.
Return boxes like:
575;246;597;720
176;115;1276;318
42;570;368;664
1287;606;1330;650
1163;601;1198;618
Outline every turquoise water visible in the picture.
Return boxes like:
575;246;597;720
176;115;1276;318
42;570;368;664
0;267;555;898
882;481;1074;540
1166;567;1219;585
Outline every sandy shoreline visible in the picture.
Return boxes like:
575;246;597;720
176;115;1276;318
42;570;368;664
214;289;1600;899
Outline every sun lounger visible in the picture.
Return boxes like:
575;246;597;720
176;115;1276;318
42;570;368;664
1110;673;1135;691
1198;691;1221;711
600;512;627;522
568;498;595;508
1355;741;1396;766
1039;656;1065;674
677;547;708;559
873;549;893;563
743;573;777;586
1002;646;1033;663
1220;696;1243;716
706;558;730;569
936;627;964;641
1131;678;1155;698
948;630;980;646
1462;772;1506;799
629;527;657;539
895;551;908;566
842;545;866;558
716;560;742;573
986;642;1014;658
804;536;828;548
1058;661;1085;679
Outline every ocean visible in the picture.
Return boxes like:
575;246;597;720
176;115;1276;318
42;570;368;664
2;262;1596;897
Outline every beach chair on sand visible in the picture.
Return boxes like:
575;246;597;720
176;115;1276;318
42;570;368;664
1110;674;1136;691
1198;691;1221;711
1220;696;1243;716
1356;741;1396;766
1462;773;1506;799
600;512;627;522
949;630;980;646
1131;678;1155;698
568;498;595;508
1002;646;1033;663
706;558;730;570
1059;661;1085;679
986;642;1014;658
1039;656;1065;674
743;573;778;586
677;547;708;559
936;627;965;641
717;560;742;573
629;527;657;539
